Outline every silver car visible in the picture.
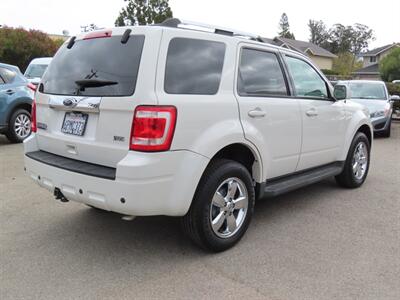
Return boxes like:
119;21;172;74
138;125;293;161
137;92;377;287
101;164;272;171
341;80;400;137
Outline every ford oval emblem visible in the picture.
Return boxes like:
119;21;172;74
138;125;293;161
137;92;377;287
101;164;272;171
63;98;74;107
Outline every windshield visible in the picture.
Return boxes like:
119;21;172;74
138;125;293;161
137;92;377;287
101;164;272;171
25;64;48;78
41;35;145;96
349;82;387;100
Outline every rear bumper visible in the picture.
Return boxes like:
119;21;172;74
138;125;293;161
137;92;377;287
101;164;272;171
23;134;209;216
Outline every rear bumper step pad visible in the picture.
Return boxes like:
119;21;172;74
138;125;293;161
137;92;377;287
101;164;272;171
25;150;116;180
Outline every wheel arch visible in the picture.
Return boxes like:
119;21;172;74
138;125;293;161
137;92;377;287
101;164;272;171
207;142;263;183
339;120;373;161
357;124;372;146
7;101;32;125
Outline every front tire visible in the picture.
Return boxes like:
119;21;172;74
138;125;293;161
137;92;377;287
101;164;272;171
6;109;32;143
181;159;255;252
335;132;370;188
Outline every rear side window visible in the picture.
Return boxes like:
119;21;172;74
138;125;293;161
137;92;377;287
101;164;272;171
238;49;288;97
41;35;145;96
0;67;16;84
164;38;226;95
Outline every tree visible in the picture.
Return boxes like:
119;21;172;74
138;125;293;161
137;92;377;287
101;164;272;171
81;24;101;32
278;13;295;39
0;26;60;72
349;23;374;56
328;24;353;54
308;20;330;49
380;48;400;82
308;21;374;58
332;52;362;75
329;23;373;56
115;0;173;26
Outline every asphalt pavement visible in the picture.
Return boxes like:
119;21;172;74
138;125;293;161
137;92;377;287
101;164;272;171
1;122;399;300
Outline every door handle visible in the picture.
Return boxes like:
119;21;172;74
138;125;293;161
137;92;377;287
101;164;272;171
248;108;266;118
306;108;318;117
5;89;15;95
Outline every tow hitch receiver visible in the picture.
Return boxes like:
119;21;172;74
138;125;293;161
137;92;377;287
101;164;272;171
54;188;69;202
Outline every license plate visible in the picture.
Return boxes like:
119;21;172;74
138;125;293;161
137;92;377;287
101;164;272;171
61;112;88;136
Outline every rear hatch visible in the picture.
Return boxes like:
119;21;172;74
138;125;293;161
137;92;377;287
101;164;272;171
34;27;161;167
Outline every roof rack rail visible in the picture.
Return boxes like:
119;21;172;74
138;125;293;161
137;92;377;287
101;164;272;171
159;18;264;42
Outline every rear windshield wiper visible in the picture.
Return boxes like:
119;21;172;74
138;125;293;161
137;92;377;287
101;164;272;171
75;79;118;88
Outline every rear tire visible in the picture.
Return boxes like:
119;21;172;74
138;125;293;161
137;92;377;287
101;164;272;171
181;159;255;252
6;109;32;143
335;132;370;188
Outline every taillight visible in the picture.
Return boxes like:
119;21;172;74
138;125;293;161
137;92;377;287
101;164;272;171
31;100;37;133
130;106;177;152
83;30;112;40
27;82;37;92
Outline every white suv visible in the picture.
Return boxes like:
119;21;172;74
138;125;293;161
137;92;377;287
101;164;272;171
24;19;373;252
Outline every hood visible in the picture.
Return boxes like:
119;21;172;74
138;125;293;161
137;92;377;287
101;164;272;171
349;98;389;114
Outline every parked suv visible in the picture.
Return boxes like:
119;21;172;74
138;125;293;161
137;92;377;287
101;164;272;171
24;19;373;252
1;63;35;143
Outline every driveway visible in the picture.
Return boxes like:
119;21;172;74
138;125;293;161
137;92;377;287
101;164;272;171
1;122;399;300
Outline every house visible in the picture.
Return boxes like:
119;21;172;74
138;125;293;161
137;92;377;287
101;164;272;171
261;37;337;70
353;43;400;80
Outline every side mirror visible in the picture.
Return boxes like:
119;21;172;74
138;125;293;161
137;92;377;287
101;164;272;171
390;95;400;101
333;84;349;101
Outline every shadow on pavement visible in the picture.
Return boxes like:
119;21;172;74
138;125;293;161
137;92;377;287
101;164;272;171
34;178;341;262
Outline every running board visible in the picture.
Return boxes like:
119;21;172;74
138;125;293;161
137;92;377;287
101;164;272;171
262;162;344;198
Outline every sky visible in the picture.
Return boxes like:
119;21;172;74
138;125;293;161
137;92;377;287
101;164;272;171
1;0;399;49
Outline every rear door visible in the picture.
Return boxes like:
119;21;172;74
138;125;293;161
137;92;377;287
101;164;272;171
235;45;302;179
34;27;162;167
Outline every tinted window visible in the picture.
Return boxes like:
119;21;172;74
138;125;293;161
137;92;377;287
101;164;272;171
238;49;288;97
165;38;226;95
42;35;145;96
0;67;16;83
285;56;328;99
349;82;387;100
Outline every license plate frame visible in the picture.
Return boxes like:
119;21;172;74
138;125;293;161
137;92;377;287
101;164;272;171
61;112;89;136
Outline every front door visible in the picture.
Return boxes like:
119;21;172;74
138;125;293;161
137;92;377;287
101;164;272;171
283;55;346;170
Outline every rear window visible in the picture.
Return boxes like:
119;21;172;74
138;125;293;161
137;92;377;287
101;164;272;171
25;64;48;79
164;38;226;95
41;35;145;96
